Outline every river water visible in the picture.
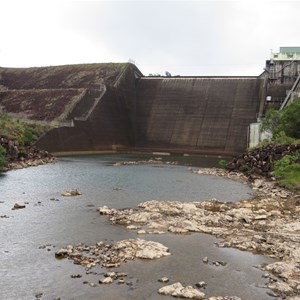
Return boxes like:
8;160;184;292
0;154;275;300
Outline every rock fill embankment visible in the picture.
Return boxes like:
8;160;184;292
227;144;300;177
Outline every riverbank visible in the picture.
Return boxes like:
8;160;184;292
5;152;56;171
97;167;300;299
0;136;56;171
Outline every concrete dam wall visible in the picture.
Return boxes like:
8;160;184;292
0;63;269;156
135;77;264;155
34;63;142;153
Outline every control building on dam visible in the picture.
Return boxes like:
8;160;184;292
0;48;299;156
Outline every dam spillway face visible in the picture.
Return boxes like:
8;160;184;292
135;77;263;155
0;64;265;155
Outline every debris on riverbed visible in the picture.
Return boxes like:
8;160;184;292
13;202;26;209
98;271;127;284
61;188;82;197
158;281;242;299
55;239;170;269
97;175;300;298
113;158;178;166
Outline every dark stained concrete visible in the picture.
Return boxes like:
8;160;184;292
135;77;264;155
0;63;272;156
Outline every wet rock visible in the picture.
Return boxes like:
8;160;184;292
212;261;227;267
89;283;97;287
208;297;241;300
50;198;60;201
105;271;116;278
266;290;279;297
127;225;140;230
158;277;169;283
158;282;205;299
99;277;113;284
196;281;207;288
268;280;293;295
113;159;178;167
71;274;82;278
202;257;209;264
55;239;170;270
97;205;117;215
13;202;26;209
116;272;127;278
55;248;69;258
127;239;170;259
168;226;189;234
61;188;82;196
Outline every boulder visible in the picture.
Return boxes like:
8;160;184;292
158;282;205;299
98;205;114;215
61;189;81;196
135;239;170;259
99;277;113;284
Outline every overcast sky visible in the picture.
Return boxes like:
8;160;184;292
1;0;299;76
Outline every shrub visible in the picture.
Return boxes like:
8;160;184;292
0;146;7;172
278;99;300;138
273;151;300;190
262;99;300;140
218;159;227;169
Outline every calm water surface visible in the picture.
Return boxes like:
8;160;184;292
0;154;274;300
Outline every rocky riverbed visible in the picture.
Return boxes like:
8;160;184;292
97;168;300;299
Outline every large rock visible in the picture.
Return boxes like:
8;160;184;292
61;188;82;196
135;240;170;259
114;239;170;260
158;282;205;299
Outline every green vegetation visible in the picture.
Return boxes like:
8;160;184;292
0;113;35;144
0;113;51;171
218;159;227;169
0;113;48;145
0;145;7;172
261;98;300;190
262;98;300;141
273;151;300;190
